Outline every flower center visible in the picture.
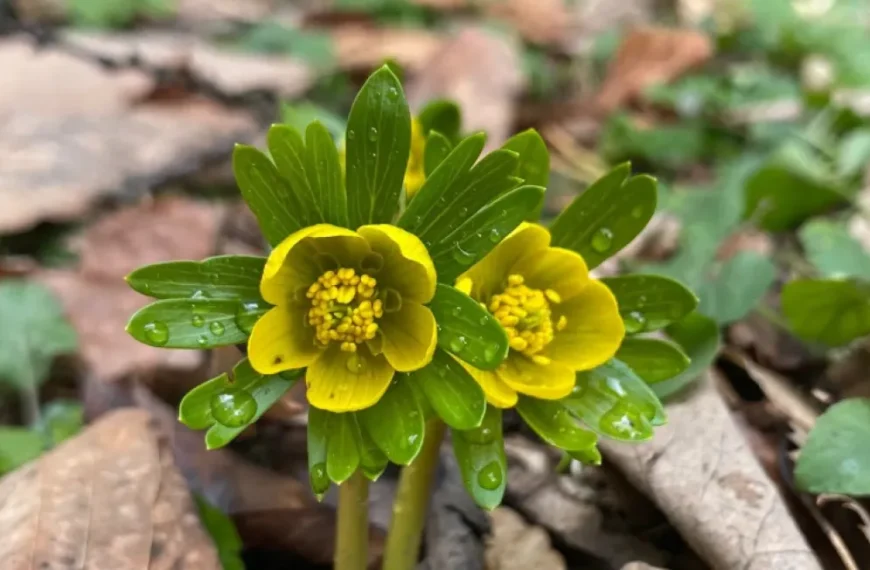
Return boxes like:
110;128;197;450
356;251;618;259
488;274;567;366
306;268;384;353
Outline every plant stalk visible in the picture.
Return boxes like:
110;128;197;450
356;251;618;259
382;418;447;570
335;471;370;570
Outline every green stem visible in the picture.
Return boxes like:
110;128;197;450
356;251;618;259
382;418;447;570
335;471;369;570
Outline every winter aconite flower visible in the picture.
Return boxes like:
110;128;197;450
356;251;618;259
456;223;624;407
404;118;426;198
247;223;438;412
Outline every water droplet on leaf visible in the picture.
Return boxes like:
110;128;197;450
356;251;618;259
209;321;225;336
235;301;263;334
452;243;475;266
191;314;205;328
451;306;463;317
477;461;503;490
310;462;329;495
368;127;379;141
387;87;399;99
599;404;650;440
449;335;467;353
191;290;209;300
458;206;468;218
623;311;646;334
347;129;356;140
483;341;501;364
488;227;502;243
143;321;169;346
591;228;613;253
463;425;494;444
631;205;644;219
210;388;257;427
197;335;208;347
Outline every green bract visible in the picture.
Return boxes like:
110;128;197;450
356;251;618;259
124;65;696;511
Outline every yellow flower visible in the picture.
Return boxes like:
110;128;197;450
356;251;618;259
455;223;624;408
248;224;438;412
404;118;426;198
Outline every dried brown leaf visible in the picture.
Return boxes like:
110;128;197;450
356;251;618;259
405;27;524;149
595;27;713;113
332;25;445;73
35;196;225;382
601;372;822;570
0;409;221;570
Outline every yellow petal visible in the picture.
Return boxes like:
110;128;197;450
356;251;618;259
248;306;319;374
512;247;590;301
497;354;576;400
546;280;624;371
357;224;436;303
306;343;394;412
377;301;437;372
458;222;550;300
460;361;518;408
261;224;370;305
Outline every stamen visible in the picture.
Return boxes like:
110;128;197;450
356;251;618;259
488;273;560;361
307;267;382;350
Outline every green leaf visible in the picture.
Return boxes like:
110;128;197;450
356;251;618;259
428;284;509;370
266;124;323;226
418;99;461;140
0;428;44;475
36;400;83;448
356;421;389;481
238;22;334;67
398;134;485;233
568;446;602;466
195;496;246;570
345;65;411;227
400;143;520;246
327;412;361;484
743;145;847;231
424;131;452;177
358;379;424;465
126;255;266;300
405;349;486;430
233;144;304;246
452;405;507;510
127;299;266;349
600;274;698;333
177;359;301;449
550;164;657;269
305;121;349;226
280;101;346;142
795;398;870;495
307;406;331;495
563;359;666;442
653;312;721;399
782;278;870;346
429;185;545;283
501;129;550;188
697;251;777;324
799;218;870;280
516;397;597;451
0;281;77;390
616;338;690;384
837;129;870;178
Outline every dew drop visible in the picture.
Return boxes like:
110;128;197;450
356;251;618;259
599;404;650;440
590;228;614;253
449;335;467;353
191;314;205;328
368;127;379;141
451;306;463;318
631;205;644;219
436;365;447;378
452;243;476;266
483;341;501;364
143;321;169;347
347;129;356;140
209;273;220;284
488;227;503;243
478;315;489;326
191;289;209;300
463;425;494;444
197;334;208;347
477;461;503;490
413;215;423;226
346;353;367;374
387;87;399;99
309;462;330;495
210;388;257;428
623;311;646;334
235;301;263;334
458;206;468;218
209;321;225;336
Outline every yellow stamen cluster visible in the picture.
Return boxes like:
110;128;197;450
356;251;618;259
306;268;384;352
488;274;566;366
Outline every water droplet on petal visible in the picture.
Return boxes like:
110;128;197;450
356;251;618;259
623;311;646;334
449;335;467;353
209;321;225;336
591;228;614;253
346;353;367;374
477;461;503;490
191;314;205;328
210;388;257;427
143;321;169;346
368;127;379;141
235;301;263;334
